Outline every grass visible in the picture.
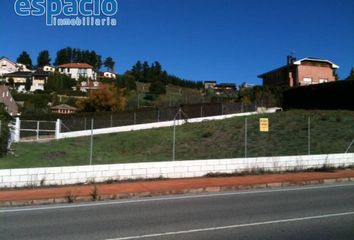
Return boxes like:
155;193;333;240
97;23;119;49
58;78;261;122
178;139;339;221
1;110;354;169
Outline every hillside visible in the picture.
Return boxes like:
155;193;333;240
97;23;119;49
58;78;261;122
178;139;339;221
1;110;354;169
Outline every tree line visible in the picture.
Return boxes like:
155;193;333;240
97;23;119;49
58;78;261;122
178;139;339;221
127;60;202;91
15;48;115;72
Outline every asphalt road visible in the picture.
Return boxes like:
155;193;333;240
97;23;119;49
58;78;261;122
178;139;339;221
1;183;354;240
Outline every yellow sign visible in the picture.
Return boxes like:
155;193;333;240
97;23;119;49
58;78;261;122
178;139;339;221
259;118;269;132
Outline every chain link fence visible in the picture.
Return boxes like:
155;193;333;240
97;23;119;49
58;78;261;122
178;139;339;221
60;102;256;132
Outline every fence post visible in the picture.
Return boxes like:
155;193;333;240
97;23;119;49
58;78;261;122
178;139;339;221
157;110;160;122
89;118;94;165
137;94;140;108
14;117;20;142
0;120;1;139
200;106;203;118
55;119;61;140
84;117;87;130
245;117;248;158
308;117;311;155
36;121;40;141
172;117;176;161
221;104;224;115
134;112;137;125
110;114;113;127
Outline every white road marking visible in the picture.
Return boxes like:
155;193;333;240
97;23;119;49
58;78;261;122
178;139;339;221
105;211;354;240
1;182;354;213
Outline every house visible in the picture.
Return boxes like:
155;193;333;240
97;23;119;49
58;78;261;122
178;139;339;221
204;81;217;90
240;83;255;89
258;56;339;87
98;72;116;79
42;65;56;73
16;63;32;72
58;63;96;80
79;80;102;92
0;57;18;76
0;85;19;116
3;71;32;92
4;70;49;92
31;70;49;91
51;104;77;115
214;83;237;95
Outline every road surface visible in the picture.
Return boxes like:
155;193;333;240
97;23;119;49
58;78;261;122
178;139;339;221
1;183;354;240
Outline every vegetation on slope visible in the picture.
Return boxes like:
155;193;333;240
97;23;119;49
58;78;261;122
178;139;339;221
1;110;353;169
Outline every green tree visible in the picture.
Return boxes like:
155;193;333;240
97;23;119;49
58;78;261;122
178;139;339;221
149;81;166;95
54;47;72;66
0;104;11;156
117;73;137;91
37;50;51;67
345;68;354;81
104;57;115;72
17;51;33;69
25;77;32;91
131;61;143;82
54;48;102;71
45;72;76;92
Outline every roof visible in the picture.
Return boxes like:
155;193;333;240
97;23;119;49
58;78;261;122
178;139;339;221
258;57;339;78
51;104;78;111
0;57;17;66
4;71;33;77
257;65;289;78
58;63;93;69
33;70;49;77
204;81;217;84
293;57;339;69
216;83;236;87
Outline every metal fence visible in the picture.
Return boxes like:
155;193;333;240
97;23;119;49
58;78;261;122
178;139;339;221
80;112;354;166
19;120;56;141
60;102;256;132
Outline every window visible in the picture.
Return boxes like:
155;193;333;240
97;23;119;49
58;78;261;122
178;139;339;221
303;77;312;85
319;79;328;83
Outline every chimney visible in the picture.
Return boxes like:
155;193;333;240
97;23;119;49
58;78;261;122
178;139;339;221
287;55;296;65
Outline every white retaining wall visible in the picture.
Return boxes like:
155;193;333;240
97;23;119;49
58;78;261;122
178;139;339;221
58;112;257;139
0;153;353;188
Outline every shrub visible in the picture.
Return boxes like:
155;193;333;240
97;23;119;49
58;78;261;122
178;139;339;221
0;105;11;156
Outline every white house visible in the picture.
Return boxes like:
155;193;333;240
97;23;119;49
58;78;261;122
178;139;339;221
0;57;18;76
3;71;32;92
16;63;32;72
42;65;56;73
31;70;49;92
102;72;116;79
79;80;102;92
58;63;96;80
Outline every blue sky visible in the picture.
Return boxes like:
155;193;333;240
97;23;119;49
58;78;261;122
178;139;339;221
1;0;353;85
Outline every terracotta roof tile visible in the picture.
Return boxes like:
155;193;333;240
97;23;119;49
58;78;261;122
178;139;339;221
58;63;93;69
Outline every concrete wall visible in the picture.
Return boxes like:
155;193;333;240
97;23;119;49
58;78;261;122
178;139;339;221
58;111;257;139
1;153;353;188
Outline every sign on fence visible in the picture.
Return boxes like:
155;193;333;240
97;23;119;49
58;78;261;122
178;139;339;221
259;118;269;132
